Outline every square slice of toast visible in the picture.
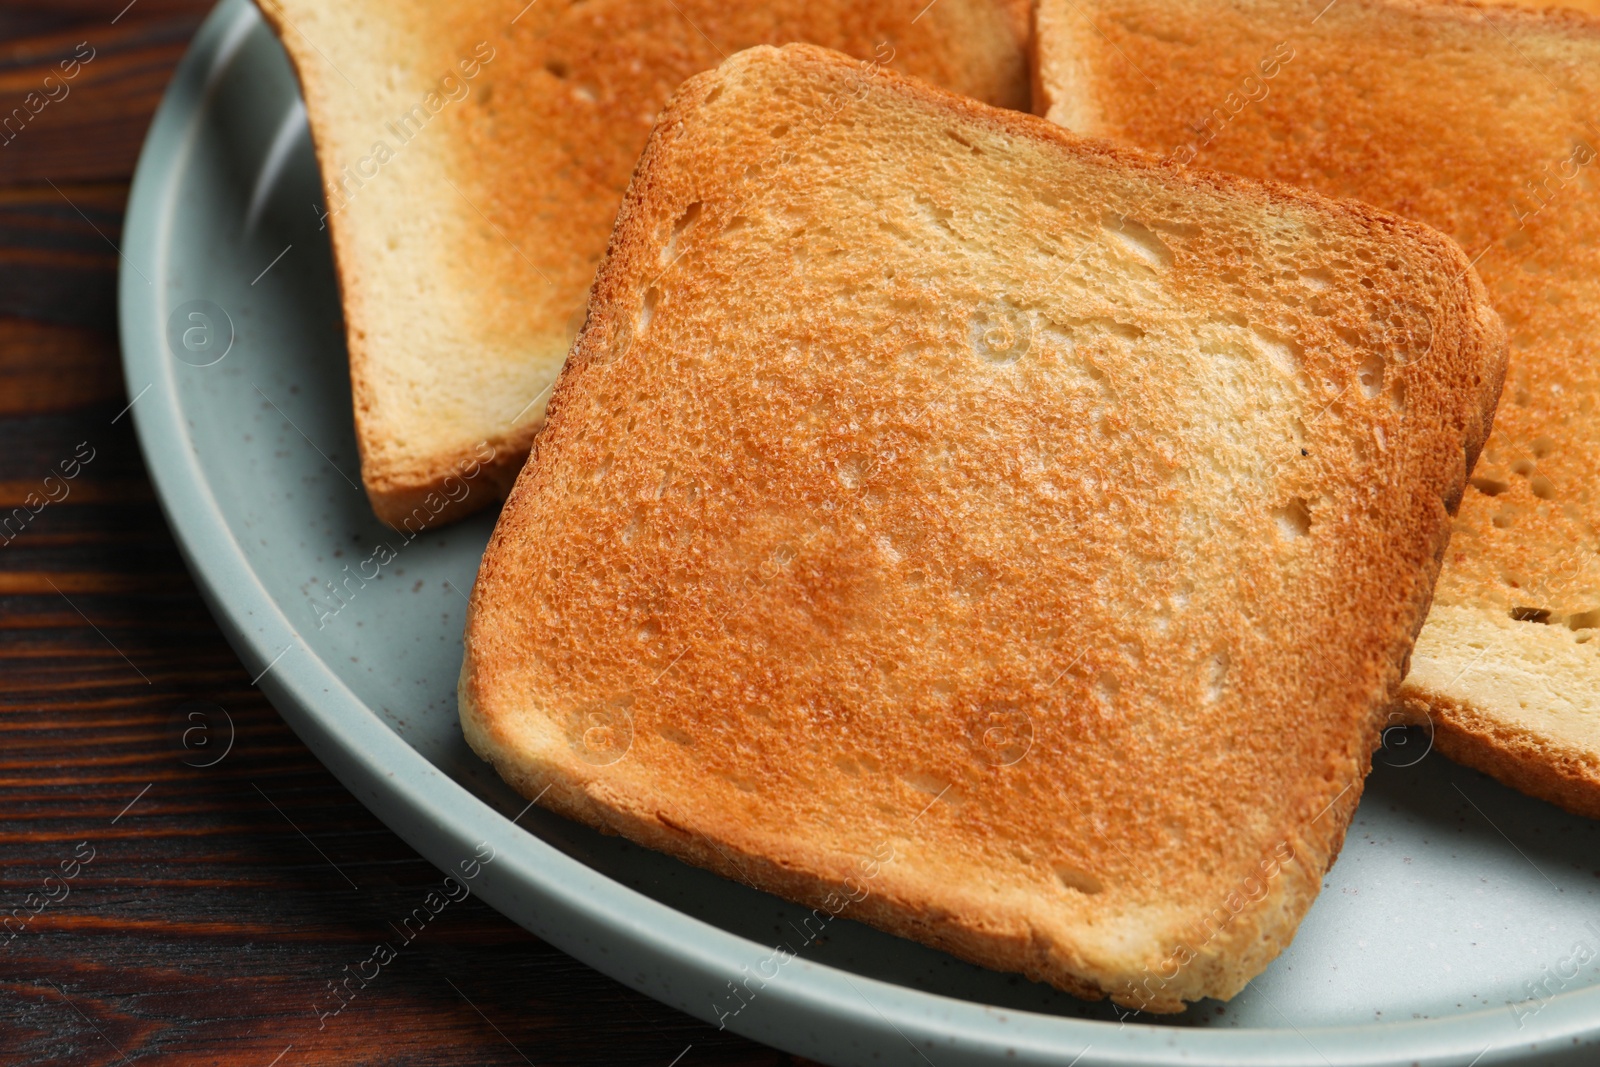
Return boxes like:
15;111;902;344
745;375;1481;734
460;43;1506;1008
257;0;1031;529
1034;0;1600;818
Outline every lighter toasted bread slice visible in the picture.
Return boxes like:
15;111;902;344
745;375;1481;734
257;0;1030;529
1034;0;1600;819
461;44;1505;1008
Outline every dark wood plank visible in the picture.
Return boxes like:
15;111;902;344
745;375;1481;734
0;5;812;1064
0;7;211;184
0;316;123;416
0;2;216;34
0;183;123;330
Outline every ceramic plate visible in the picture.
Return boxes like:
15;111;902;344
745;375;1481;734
119;2;1600;1063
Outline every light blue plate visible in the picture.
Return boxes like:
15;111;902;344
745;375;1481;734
119;2;1600;1063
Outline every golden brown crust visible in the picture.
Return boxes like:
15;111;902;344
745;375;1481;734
1396;689;1600;818
1034;0;1600;819
1479;0;1600;14
464;42;1505;1009
460;674;1127;1004
259;0;1032;531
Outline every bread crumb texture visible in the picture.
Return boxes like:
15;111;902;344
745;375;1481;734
1035;0;1600;817
462;45;1506;1008
259;0;1030;527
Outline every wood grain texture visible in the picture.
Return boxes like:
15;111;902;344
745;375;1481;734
0;3;809;1063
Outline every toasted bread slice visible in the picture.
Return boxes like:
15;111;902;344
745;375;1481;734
1493;0;1600;13
461;43;1506;1008
257;0;1031;529
1034;0;1600;819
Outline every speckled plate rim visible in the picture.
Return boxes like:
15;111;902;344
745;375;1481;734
117;2;1600;1064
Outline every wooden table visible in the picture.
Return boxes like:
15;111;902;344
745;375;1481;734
0;4;806;1063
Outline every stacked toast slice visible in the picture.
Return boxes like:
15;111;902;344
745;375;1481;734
259;0;1030;528
1035;0;1600;818
461;44;1507;1008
